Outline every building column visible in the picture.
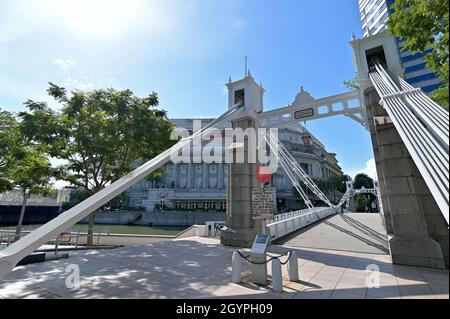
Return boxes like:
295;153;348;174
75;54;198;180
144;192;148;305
187;163;193;189
202;163;208;189
218;163;224;189
172;163;178;188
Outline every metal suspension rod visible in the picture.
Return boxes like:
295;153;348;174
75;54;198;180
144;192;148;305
266;131;334;207
264;132;313;208
378;66;449;149
369;64;449;223
264;123;364;210
276;140;332;206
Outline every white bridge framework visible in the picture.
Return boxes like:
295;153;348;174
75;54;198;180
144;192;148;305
1;33;449;278
259;90;367;129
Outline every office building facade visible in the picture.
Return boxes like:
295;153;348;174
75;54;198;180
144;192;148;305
358;0;442;93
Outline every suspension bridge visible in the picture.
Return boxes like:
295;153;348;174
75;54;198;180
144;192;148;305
0;32;448;281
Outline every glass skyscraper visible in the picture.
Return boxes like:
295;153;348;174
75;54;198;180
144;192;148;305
358;0;442;93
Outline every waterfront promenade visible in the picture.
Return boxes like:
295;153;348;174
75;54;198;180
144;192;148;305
0;236;448;299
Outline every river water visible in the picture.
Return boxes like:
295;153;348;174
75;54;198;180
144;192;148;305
0;224;187;236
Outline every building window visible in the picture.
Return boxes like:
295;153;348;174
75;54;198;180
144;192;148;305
209;177;217;188
300;163;309;174
179;165;187;174
195;177;202;188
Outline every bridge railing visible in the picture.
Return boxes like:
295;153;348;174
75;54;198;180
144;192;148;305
267;207;319;225
267;207;337;241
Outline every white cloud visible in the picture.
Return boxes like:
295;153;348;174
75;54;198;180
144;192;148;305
51;179;71;190
63;77;95;91
346;158;378;180
53;58;75;72
232;19;246;29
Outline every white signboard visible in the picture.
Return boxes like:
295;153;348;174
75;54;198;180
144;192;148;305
252;187;274;220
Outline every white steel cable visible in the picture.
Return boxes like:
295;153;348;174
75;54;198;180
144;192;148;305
378;65;449;149
263;131;314;208
265;131;334;207
369;63;449;223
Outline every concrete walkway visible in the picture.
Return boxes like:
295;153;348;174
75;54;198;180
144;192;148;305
276;213;390;255
0;237;447;299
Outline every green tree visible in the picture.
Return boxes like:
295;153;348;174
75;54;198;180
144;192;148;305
353;173;374;190
61;189;90;211
343;73;360;91
387;0;449;108
20;83;174;245
62;189;128;211
0;109;18;192
6;146;54;241
1;108;53;240
328;175;351;202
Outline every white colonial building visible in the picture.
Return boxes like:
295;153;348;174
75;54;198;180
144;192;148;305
126;89;343;212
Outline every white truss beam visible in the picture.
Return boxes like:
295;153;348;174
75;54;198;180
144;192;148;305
259;90;367;128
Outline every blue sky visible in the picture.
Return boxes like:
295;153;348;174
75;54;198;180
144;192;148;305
0;0;376;179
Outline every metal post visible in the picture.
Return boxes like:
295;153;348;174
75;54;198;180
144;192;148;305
54;235;59;255
271;259;283;293
288;252;299;282
75;231;79;248
231;251;242;283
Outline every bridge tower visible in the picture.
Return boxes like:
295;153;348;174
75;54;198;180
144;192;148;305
220;72;269;248
351;33;449;269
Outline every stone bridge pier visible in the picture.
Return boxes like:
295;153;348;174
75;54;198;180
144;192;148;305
365;88;448;269
220;73;270;248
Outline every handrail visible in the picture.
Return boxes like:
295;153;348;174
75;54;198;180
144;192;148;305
267;207;327;225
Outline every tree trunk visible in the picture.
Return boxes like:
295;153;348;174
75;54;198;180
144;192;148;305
14;189;28;242
87;212;96;246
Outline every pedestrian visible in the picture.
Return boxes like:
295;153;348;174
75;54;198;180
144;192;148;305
371;201;377;213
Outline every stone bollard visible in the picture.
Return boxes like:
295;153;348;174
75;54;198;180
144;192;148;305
231;251;242;283
271;259;283;293
288;251;299;282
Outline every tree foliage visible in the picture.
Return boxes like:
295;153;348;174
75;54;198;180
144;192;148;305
62;189;128;211
343;73;360;91
5;146;54;196
20;83;175;195
293;174;352;206
0;110;18;192
387;0;449;107
0;108;53;195
20;84;174;245
353;173;374;190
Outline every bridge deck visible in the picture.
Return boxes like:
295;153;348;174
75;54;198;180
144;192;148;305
276;213;389;255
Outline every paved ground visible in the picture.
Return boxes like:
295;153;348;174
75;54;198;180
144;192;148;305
0;237;447;299
277;213;390;255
